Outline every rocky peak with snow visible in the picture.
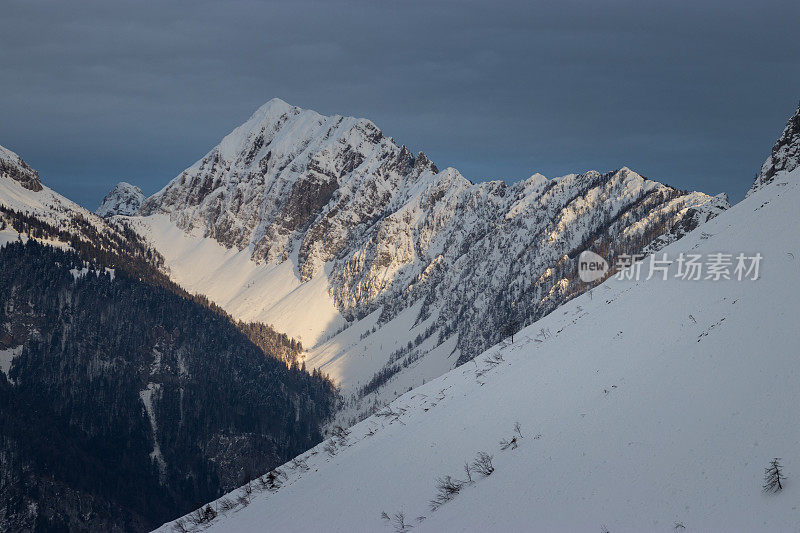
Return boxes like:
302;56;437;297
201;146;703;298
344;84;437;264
140;98;439;279
0;144;43;192
96;181;146;217
136;100;728;414
749;99;800;196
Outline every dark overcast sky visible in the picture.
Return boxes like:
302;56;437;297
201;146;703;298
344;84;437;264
1;0;798;208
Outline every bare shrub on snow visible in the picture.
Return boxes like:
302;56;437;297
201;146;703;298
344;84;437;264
392;511;413;532
429;475;464;511
471;451;494;477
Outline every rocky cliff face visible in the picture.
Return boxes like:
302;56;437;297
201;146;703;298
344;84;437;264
140;99;439;281
137;99;727;377
96;181;146;217
0;145;42;192
749;100;800;196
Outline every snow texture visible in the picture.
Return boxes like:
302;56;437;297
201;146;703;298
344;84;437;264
158;165;800;533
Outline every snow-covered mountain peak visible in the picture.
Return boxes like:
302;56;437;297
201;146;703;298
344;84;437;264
130;100;726;419
749;99;800;196
0;144;42;192
139;99;440;270
526;172;548;184
96;181;145;217
254;96;295;115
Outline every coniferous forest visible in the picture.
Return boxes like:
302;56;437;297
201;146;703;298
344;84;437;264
0;240;337;531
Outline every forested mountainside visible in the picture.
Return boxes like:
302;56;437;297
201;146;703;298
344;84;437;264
123;99;727;422
158;100;800;533
0;241;336;532
1;202;303;370
0;148;338;531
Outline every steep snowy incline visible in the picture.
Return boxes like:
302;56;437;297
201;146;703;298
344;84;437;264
158;166;800;532
0;144;42;192
126;100;726;414
749;99;800;195
0;144;110;248
126;214;345;346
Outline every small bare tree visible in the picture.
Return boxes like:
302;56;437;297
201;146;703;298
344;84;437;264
332;424;350;443
500;436;518;450
202;505;217;522
763;458;786;493
290;457;309;471
218;497;237;513
392;511;413;532
260;470;281;492
430;475;463;510
187;508;206;526
471;452;494;477
324;440;338;457
503;309;520;343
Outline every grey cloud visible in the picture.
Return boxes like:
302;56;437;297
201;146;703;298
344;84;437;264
1;0;798;207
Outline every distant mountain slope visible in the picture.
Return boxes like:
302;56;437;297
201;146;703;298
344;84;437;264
0;145;42;192
158;115;800;533
0;147;337;531
125;99;727;420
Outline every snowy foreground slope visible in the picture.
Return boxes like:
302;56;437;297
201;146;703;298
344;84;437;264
158;169;800;532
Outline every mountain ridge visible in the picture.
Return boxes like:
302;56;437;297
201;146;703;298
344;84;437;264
115;99;728;423
156;100;800;533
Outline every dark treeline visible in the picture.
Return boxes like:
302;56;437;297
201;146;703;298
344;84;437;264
0;229;335;530
0;205;305;365
237;321;303;366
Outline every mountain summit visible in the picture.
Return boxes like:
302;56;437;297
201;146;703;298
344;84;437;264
96;181;146;217
126;99;727;422
139;98;438;279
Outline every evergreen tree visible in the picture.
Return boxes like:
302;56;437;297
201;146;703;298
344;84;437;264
763;458;786;493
